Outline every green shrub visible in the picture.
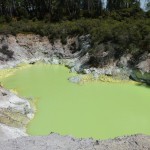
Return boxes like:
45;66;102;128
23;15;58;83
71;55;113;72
0;16;149;60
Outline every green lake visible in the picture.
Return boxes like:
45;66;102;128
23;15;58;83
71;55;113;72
1;64;150;139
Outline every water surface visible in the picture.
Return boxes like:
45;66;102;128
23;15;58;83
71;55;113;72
1;64;150;139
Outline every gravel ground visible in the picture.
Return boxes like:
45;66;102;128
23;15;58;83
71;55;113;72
0;133;150;150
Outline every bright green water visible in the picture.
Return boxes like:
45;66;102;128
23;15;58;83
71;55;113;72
1;64;150;139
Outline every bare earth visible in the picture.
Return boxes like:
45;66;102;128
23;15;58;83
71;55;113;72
0;133;150;150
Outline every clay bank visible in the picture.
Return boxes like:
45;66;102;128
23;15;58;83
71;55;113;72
0;34;150;149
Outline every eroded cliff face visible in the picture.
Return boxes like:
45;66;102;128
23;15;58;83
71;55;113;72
0;34;68;67
0;33;150;83
0;34;90;68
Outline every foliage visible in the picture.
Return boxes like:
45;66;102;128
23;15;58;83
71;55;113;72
0;0;150;67
0;16;149;57
0;0;146;22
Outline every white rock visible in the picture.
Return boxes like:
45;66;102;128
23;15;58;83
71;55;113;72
0;123;27;141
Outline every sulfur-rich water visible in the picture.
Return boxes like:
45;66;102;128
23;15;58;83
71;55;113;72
1;64;150;139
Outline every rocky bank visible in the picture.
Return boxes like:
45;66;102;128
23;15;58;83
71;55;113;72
0;86;34;141
0;33;150;83
0;33;150;149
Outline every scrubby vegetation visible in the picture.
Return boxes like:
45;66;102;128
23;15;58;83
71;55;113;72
0;16;150;66
0;0;150;67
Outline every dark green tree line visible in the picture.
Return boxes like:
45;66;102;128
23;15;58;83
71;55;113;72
106;0;140;11
0;0;145;22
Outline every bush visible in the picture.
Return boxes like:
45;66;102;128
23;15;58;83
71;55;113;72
0;16;149;62
5;16;12;23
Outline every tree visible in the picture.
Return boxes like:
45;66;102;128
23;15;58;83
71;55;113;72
146;0;150;10
81;0;103;17
106;0;140;11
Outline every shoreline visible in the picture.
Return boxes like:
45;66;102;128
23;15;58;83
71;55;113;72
0;61;143;140
0;33;150;149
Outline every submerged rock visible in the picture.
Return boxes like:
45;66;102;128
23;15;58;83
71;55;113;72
68;76;82;83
